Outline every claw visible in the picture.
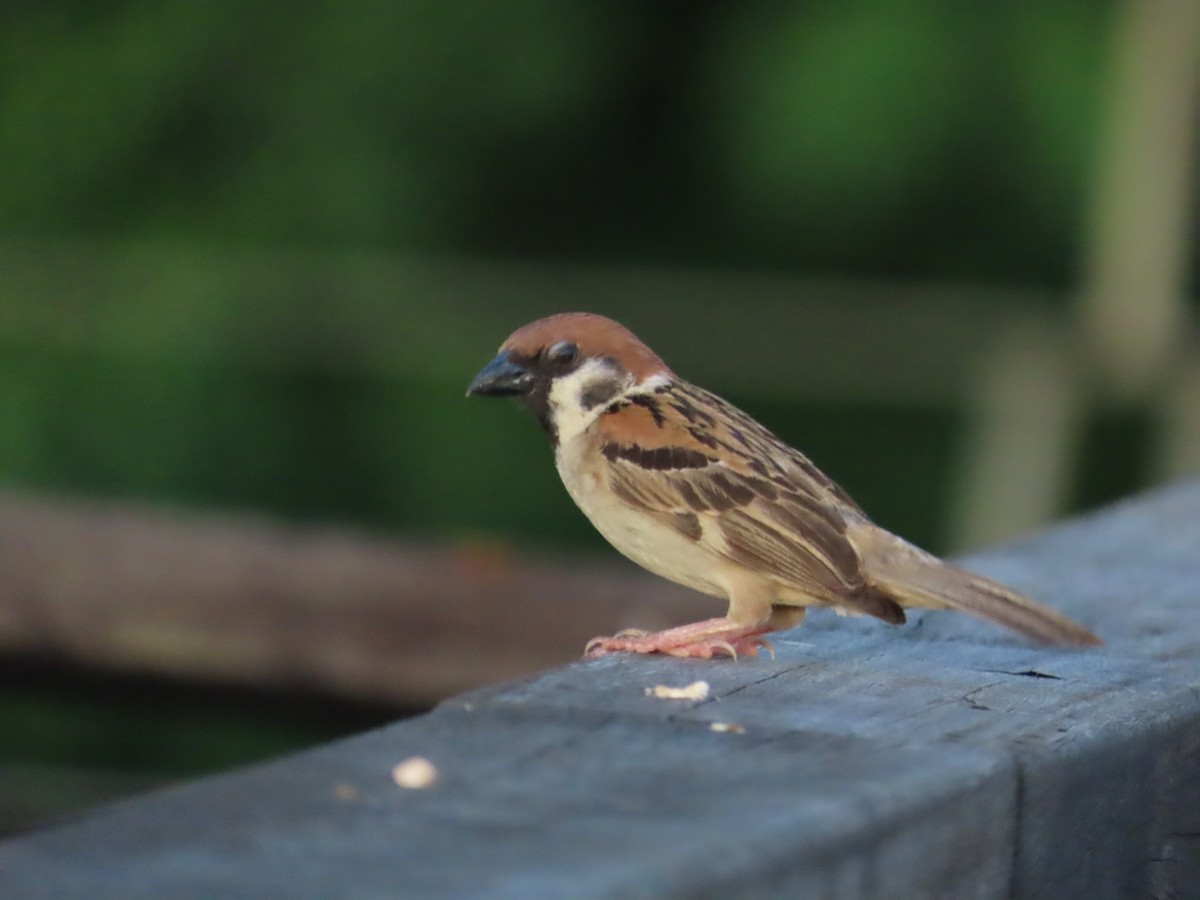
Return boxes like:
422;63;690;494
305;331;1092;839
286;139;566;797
711;640;742;660
750;637;776;660
583;618;776;661
613;628;649;640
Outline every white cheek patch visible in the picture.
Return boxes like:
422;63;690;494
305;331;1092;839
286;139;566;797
548;358;631;442
636;373;671;394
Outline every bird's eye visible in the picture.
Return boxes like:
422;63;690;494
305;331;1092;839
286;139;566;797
545;341;578;366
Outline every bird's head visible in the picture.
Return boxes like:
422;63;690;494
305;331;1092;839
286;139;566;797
467;312;673;443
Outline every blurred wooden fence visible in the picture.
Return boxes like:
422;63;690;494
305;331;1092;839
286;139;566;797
0;492;719;708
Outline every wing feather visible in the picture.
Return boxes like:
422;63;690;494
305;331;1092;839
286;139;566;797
593;381;906;622
604;444;869;605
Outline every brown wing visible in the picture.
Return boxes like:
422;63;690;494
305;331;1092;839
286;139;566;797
595;382;904;622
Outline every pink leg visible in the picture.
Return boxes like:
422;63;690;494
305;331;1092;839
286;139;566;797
584;617;774;660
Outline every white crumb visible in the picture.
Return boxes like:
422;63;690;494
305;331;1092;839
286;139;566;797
709;722;746;734
645;680;710;701
392;756;438;789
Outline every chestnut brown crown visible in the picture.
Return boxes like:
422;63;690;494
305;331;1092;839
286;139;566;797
499;313;672;383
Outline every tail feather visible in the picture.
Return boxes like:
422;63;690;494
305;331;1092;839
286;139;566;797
848;523;1101;646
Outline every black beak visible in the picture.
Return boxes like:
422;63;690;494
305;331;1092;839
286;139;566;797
466;352;534;397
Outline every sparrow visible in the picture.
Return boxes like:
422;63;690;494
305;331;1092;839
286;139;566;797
467;312;1101;659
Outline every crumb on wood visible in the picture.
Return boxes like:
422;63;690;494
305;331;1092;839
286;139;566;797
645;680;710;701
392;756;438;789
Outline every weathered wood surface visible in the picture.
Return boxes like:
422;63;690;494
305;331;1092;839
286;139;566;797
0;492;718;705
2;483;1199;899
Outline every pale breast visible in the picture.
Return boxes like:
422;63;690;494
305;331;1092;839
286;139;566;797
554;435;727;599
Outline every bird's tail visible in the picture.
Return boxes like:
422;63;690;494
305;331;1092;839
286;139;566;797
848;522;1101;646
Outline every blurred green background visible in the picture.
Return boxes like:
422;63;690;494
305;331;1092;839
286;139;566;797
1;0;1153;542
2;0;1197;833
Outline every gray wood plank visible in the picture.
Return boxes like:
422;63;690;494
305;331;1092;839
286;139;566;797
2;481;1199;898
0;706;1014;899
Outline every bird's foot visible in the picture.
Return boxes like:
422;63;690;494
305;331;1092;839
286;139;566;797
584;618;774;660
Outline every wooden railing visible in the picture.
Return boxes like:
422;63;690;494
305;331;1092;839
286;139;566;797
0;491;719;708
1;481;1197;898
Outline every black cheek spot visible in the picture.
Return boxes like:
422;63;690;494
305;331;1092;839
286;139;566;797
581;379;624;411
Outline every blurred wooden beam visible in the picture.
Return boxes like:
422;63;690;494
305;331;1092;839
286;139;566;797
1078;0;1200;398
948;321;1086;551
0;493;720;707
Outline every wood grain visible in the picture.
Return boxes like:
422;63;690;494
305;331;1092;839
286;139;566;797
0;492;720;706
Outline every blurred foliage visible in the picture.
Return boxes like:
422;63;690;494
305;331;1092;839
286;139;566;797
0;0;1130;548
1;0;1119;281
